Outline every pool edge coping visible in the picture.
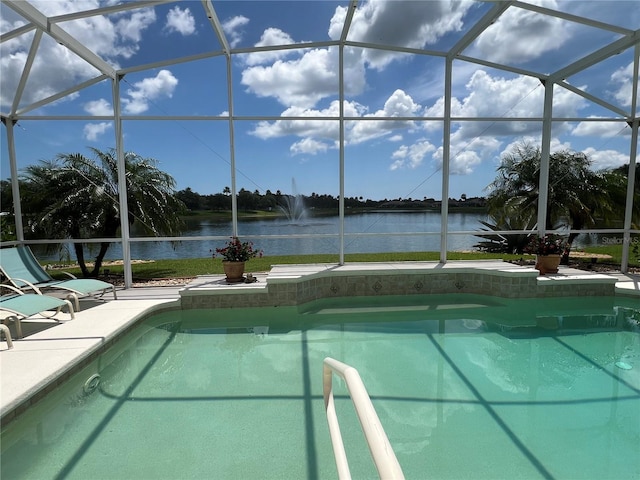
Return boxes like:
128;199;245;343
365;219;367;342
0;299;180;427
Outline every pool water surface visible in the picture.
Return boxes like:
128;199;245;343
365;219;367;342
2;294;639;479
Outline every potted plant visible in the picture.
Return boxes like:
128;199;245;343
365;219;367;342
524;234;569;275
213;237;263;283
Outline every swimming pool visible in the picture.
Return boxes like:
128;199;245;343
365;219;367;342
2;294;639;479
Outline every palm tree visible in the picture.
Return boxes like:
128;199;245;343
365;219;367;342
20;148;186;277
612;163;640;228
486;142;621;260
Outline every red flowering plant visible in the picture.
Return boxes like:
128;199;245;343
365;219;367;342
524;234;570;256
213;236;263;262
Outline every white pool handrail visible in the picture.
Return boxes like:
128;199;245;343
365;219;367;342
323;357;405;480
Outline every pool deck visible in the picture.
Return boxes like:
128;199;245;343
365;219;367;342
1;261;639;426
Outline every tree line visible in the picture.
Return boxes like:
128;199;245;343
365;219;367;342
174;187;486;212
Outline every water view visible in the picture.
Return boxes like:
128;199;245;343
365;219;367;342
38;212;492;262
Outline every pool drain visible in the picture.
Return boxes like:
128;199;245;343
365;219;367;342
83;374;101;395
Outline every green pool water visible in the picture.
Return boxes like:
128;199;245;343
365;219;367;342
2;294;639;479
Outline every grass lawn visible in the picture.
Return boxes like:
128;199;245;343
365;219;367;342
47;245;638;281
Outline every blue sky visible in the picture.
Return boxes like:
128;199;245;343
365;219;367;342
1;1;638;203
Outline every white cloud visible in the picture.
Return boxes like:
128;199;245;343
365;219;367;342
251;90;420;147
572;118;629;137
84;98;113;115
122;70;178;114
82;71;178;116
165;6;196;36
83;121;112;141
429;71;523;117
583;147;630;170
241;48;340;108
248;62;593;178
115;8;156;45
424;70;586;140
382;89;421;117
240;27;366;109
222;15;249;48
432;133;500;175
498;137;628;171
290;137;330;156
331;0;473;70
610;62;635;108
240;1;473;111
499;137;572;159
471;0;571;64
243;28;298;66
250;101;347;140
349;89;420;144
0;16;27;36
448;149;483;175
390;139;436;170
549;138;573;152
0;2;157;109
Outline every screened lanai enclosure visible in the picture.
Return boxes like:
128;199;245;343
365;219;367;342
1;0;639;287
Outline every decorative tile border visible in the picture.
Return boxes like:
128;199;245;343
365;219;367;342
180;263;619;309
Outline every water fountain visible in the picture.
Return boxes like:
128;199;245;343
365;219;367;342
278;178;307;224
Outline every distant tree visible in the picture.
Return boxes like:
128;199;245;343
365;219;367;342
176;187;202;210
207;193;231;211
237;188;258;210
258;191;277;210
20;148;186;277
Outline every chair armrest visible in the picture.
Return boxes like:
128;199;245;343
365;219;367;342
8;278;43;294
60;271;78;279
0;284;25;295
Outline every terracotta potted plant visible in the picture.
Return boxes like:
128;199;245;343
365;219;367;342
525;234;570;275
213;237;263;283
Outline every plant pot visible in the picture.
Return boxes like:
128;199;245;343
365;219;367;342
222;261;246;283
535;254;561;275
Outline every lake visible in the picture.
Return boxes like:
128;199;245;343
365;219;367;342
122;211;490;260
37;211;599;262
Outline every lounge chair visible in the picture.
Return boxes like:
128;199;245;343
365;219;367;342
0;284;75;339
0;246;117;311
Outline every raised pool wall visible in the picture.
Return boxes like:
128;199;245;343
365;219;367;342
180;261;622;309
